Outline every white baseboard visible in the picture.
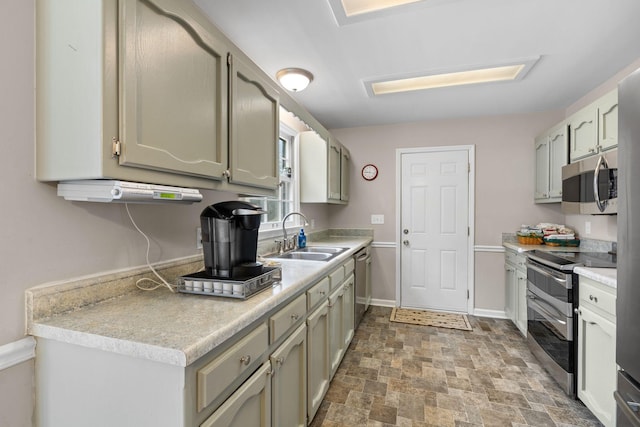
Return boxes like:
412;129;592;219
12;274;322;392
472;308;508;319
370;298;396;307
0;337;36;371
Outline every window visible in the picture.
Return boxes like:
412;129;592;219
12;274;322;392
241;124;299;232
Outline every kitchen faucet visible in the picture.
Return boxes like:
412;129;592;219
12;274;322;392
280;212;309;252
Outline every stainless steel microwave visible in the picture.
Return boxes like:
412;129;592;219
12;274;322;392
561;149;618;215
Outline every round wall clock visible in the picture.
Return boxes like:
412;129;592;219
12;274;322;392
361;164;378;181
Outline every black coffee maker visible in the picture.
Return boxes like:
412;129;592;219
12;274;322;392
200;201;265;278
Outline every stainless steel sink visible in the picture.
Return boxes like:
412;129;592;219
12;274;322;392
275;252;333;261
295;247;347;254
270;246;349;261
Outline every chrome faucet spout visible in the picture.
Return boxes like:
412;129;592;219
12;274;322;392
282;212;309;241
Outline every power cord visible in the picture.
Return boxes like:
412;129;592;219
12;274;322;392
125;203;175;293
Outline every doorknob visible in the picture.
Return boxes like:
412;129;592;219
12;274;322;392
403;229;409;234
403;240;410;246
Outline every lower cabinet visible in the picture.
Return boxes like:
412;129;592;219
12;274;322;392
307;300;330;421
328;283;346;379
342;274;355;348
504;248;527;337
271;324;307;427
201;361;272;427
577;276;617;427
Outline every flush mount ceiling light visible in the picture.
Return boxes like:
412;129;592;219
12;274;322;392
276;68;314;92
367;58;539;96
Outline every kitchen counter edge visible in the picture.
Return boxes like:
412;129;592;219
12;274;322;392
26;236;372;367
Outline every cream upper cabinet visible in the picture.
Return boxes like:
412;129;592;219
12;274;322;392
228;55;279;190
299;131;350;204
118;0;228;180
340;146;351;202
569;89;618;163
36;0;278;194
596;89;618;152
535;122;567;203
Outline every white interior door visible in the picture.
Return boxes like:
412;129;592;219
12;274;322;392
400;149;470;312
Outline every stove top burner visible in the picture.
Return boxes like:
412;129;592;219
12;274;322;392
526;250;617;270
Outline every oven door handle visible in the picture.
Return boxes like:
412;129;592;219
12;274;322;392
526;263;568;286
527;294;567;327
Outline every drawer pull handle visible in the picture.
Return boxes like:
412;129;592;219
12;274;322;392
240;355;251;365
276;356;284;366
319;291;326;296
291;313;299;321
589;294;598;303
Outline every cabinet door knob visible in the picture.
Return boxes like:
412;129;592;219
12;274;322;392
291;313;299;321
240;355;251;365
589;294;598;303
403;240;410;246
403;229;409;234
222;169;231;178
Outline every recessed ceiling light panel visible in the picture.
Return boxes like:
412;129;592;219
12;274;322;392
341;0;423;16
365;57;540;96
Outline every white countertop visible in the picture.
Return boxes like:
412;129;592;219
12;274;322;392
27;236;371;367
574;267;617;289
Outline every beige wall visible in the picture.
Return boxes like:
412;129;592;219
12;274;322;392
328;111;567;309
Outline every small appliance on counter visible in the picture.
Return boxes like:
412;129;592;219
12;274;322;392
178;201;281;300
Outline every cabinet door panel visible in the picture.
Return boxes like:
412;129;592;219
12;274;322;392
271;324;306;427
569;109;598;162
201;361;272;427
343;275;355;347
328;141;342;201
307;301;330;422
119;0;228;179
328;285;345;378
549;126;568;199
598;90;618;152
578;306;616;426
340;148;350;202
534;136;550;200
229;56;279;190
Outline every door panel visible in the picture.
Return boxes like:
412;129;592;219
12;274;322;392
400;149;469;312
119;0;228;178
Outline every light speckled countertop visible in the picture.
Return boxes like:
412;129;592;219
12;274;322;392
27;235;372;367
574;267;617;289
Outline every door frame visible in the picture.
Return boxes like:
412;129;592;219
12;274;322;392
395;145;476;314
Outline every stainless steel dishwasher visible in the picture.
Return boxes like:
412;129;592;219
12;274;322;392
354;246;371;328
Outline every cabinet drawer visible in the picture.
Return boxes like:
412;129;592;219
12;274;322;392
307;277;330;309
270;294;306;344
343;258;355;276
506;250;527;271
579;278;616;317
197;323;268;412
329;266;345;290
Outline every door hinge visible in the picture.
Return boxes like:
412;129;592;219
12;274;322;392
468;227;470;236
468;163;471;173
227;53;232;66
467;289;470;299
112;138;121;157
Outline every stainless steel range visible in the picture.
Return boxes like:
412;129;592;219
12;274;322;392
525;250;616;397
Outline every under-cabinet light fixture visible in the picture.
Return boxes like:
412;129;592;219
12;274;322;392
276;68;314;92
368;60;538;96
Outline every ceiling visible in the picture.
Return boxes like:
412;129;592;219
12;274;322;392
194;0;640;129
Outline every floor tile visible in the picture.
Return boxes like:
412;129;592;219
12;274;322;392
310;306;603;427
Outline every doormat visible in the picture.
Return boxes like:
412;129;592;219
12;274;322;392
390;308;472;331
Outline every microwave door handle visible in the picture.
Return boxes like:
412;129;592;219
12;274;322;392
594;155;609;213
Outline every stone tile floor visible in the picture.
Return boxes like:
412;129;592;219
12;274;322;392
309;306;602;427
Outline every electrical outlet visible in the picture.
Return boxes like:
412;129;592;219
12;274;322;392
585;221;591;235
371;214;385;225
196;227;202;249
